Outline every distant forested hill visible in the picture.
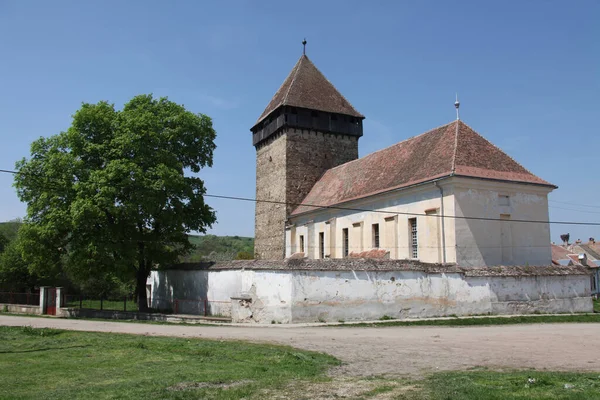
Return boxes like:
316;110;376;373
0;220;253;261
183;235;254;261
0;220;22;242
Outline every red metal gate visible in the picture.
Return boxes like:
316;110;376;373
46;288;56;315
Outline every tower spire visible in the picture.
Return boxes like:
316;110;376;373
454;93;460;121
302;38;307;55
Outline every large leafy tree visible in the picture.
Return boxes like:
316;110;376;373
14;95;217;311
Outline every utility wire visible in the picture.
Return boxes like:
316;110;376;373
549;199;600;209
2;168;600;226
204;194;600;226
548;205;600;214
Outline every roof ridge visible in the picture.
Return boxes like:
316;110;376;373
454;120;543;179
282;55;304;105
303;55;362;118
322;120;458;175
451;120;459;173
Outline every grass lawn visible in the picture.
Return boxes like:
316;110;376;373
422;370;600;400
1;326;599;399
268;371;600;399
337;313;600;328
0;326;338;399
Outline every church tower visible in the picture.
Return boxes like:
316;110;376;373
251;51;365;260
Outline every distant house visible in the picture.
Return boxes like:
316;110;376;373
552;241;600;296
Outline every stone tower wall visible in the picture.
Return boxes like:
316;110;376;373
285;129;359;215
255;133;288;260
254;127;359;260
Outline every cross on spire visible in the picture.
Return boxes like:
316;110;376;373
454;93;460;120
302;38;307;55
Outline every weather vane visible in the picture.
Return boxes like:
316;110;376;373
302;38;307;55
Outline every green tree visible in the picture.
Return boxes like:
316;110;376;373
0;237;40;291
235;251;254;260
0;232;8;254
14;95;217;311
0;219;23;243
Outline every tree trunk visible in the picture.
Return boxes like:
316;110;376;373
136;267;149;313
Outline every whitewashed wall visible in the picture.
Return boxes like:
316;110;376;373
150;268;591;323
287;177;554;267
286;182;456;264
453;178;553;267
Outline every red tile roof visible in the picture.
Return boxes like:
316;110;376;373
292;120;555;215
256;55;363;125
551;244;572;263
348;249;390;259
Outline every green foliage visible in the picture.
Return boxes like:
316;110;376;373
0;233;7;254
235;251;254;260
13;95;217;310
0;219;22;243
0;235;43;291
181;235;254;262
0;326;338;399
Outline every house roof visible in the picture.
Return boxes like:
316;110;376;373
255;55;364;125
551;244;573;264
580;243;600;260
292;120;555;215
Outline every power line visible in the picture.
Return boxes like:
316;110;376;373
205;194;600;226
549;205;600;214
2;168;600;227
549;199;600;209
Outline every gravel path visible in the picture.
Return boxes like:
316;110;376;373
1;315;599;376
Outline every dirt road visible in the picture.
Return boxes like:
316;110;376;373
1;315;599;376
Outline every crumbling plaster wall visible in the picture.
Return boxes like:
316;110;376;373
150;267;592;323
290;270;591;322
149;269;292;322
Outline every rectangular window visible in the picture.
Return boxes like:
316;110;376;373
319;232;325;259
372;223;380;248
409;218;418;259
342;228;349;257
299;235;305;253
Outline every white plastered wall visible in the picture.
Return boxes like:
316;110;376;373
150;268;592;323
287;182;457;264
453;178;553;266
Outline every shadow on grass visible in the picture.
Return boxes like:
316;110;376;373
0;345;90;354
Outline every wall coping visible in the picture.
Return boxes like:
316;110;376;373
157;259;592;277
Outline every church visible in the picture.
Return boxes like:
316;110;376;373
252;51;556;267
149;48;593;323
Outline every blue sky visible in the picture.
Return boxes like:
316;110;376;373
0;0;598;243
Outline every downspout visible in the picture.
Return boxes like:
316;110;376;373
434;182;447;264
